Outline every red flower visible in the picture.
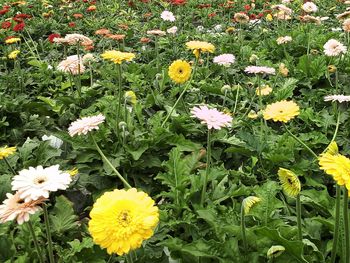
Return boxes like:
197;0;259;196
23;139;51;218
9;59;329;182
198;4;211;9
0;8;10;15
68;22;76;28
170;0;186;5
208;12;216;18
48;33;61;43
244;5;251;11
249;14;257;20
13;22;25;32
1;21;11;29
86;5;96;12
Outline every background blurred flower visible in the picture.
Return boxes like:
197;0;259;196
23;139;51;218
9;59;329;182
0;146;16;159
324;95;350;103
263;100;299;122
323;39;347;56
161;10;175;22
213;54;235;66
244;66;275;75
101;50;135;64
168;60;192;84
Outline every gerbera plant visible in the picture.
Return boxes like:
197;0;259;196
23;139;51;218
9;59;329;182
190;105;232;206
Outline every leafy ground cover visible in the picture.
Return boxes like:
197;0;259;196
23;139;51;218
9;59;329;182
1;0;350;262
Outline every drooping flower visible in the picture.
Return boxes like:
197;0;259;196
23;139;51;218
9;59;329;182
276;36;292;45
256;85;272;96
161;10;175;22
0;146;16;160
244;66;275;75
302;2;318;13
57;55;85;75
0;192;46;225
319;141;350;189
168;60;192;84
167;26;178;34
263;100;299;123
58;33;93;46
68;114;105;137
324;95;350;103
88;188;159;255
278;168;301;198
101;50;135;64
11;165;72;202
191;105;232;130
147;29;166;36
186;40;215;58
125;91;137;105
279;63;289;77
267;245;286;259
323;39;347;57
213;54;235;66
5;37;21;44
8;50;20;59
234;12;250;23
343;19;350;32
242;196;261;214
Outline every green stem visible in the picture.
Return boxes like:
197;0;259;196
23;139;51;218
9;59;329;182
283;125;318;159
232;86;240;116
106;254;114;263
27;221;44;263
3;157;16;175
161;59;198;127
126;253;134;263
200;129;211;207
344;187;349;263
116;64;123;136
296;194;302;241
331;185;341;263
90;134;132;189
43;204;55;263
241;206;247;250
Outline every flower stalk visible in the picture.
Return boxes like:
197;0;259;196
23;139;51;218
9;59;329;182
90;134;131;188
296;194;302;241
200;129;211;207
331;185;341;263
43;204;55;263
27;221;44;263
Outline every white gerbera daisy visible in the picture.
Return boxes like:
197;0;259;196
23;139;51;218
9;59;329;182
323;39;347;56
161;10;175;22
11;165;72;202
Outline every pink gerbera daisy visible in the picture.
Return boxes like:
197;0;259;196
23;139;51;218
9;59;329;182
191;105;232;129
68;114;105;136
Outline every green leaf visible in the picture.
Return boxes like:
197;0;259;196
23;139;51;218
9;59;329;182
50;196;78;235
255;227;308;263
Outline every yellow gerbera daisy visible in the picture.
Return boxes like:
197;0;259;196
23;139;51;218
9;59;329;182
263;100;300;123
124;91;137;105
319;142;350;188
278;168;301;198
0;146;16;160
242;196;261;214
101;50;135;64
185;41;215;58
168;60;192;84
8;50;20;59
5;37;21;44
256;85;272;96
88;188;159;255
